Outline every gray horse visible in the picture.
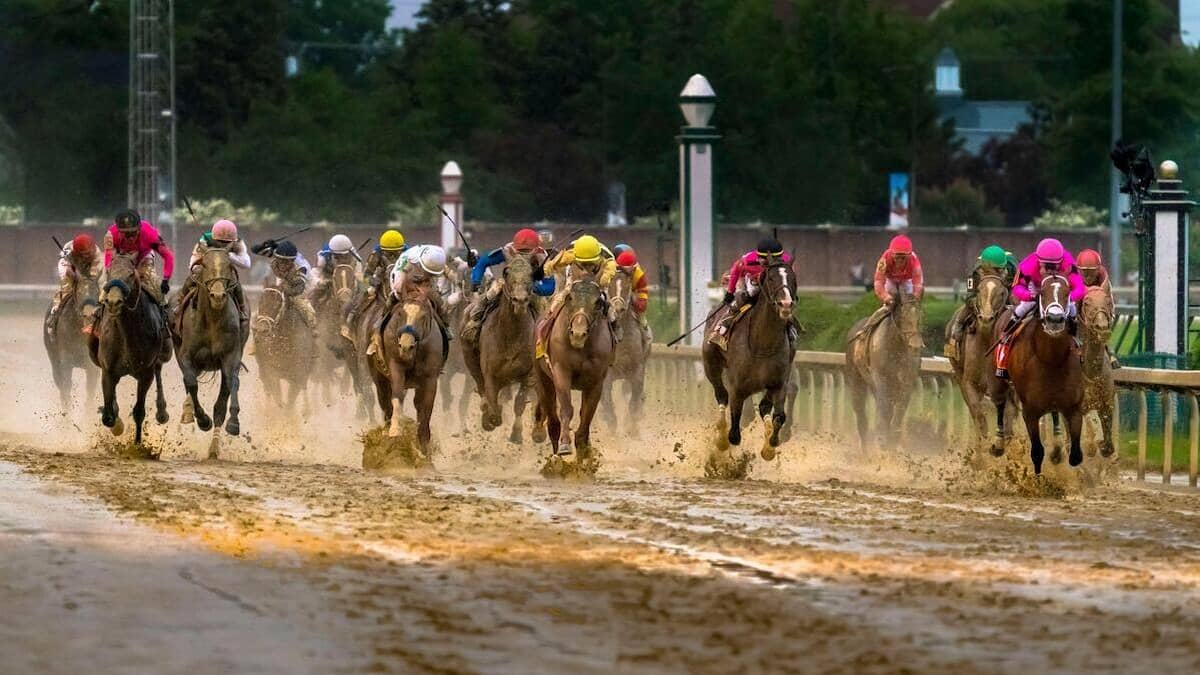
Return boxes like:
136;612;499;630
846;293;924;451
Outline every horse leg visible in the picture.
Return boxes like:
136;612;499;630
50;358;71;413
989;396;1008;457
180;360;211;431
535;366;558;450
703;353;730;435
757;394;777;460
213;371;230;430
225;361;242;436
847;374;870;453
414;380;437;459
627;366;646;440
154;366;169;424
1098;395;1116;457
727;391;747;447
482;374;501;431
553;370;575;457
872;376;891;449
1023;406;1046;474
778;380;797;444
1067;409;1084;467
575;382;603;458
388;368;407;438
961;381;987;452
600;374;618;429
509;379;530;444
764;385;787;454
132;373;152;445
372;373;391;425
100;370;119;431
85;363;100;409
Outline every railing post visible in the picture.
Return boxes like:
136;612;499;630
1137;389;1148;482
1112;391;1120;457
836;372;847;433
1190;394;1198;488
1163;392;1175;485
821;372;835;433
806;370;816;431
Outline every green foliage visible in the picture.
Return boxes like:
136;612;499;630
1030;199;1107;230
0;204;24;225
916;178;1004;228
175;198;279;230
387;194;439;230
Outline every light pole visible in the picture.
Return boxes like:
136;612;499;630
1110;0;1124;282
1143;160;1194;358
439;161;463;252
678;74;719;346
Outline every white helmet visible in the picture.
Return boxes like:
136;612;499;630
415;245;447;276
328;234;353;254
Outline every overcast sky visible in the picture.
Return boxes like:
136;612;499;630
1183;0;1200;47
387;1;424;31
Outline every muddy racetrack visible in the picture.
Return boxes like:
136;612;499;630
4;308;1200;674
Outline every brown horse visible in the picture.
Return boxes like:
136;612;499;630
1079;287;1116;458
463;255;537;442
535;279;615;458
252;280;316;416
1003;273;1085;473
313;262;359;403
174;248;246;438
94;253;172;444
845;292;924;451
702;262;798;459
44;273;101;412
370;290;445;457
600;267;651;437
946;274;1016;455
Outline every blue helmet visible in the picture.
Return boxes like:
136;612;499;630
613;243;632;256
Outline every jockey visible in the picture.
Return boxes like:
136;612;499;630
341;229;407;342
180;219;251;323
614;248;652;347
310;233;363;302
536;234;616;357
944;245;1015;361
708;237;793;349
252;239;318;336
1076;248;1121;369
873;234;924;304
367;244;453;357
994;238;1086;378
461;228;555;342
103;208;175;304
48;233;103;337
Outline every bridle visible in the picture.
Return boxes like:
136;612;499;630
1038;273;1069;336
568;279;604;334
759;262;795;311
254;286;287;334
973;272;1007;322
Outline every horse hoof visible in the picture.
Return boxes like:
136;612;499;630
181;408;194;425
225;420;240;437
728;431;741;447
532;427;547;444
1049;446;1063;465
555;443;573;458
388;427;401;439
111;418;124;436
196;415;212;432
1100;444;1115;458
156;409;169;425
760;446;776;461
1069;449;1083;467
989;442;1006;457
508;430;522;445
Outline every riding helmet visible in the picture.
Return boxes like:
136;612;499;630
889;234;913;254
70;234;96;257
115;208;141;232
573;235;603;262
211;219;239;242
1076;248;1102;270
756;237;783;257
415;245;448;275
328;234;354;254
616;250;638;268
380;229;406;251
979;245;1008;267
613;243;633;257
513;228;539;252
273;241;299;259
1035;238;1065;264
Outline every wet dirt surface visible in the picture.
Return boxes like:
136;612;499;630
6;311;1200;673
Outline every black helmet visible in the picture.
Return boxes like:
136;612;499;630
756;237;783;256
115;208;141;232
273;240;298;259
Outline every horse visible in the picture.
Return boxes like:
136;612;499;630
600;267;651;437
702;262;798;460
93;253;172;444
1002;273;1085;474
1079;287;1116;458
174;248;246;438
463;255;537;442
251;279;316;417
438;266;473;424
313;262;359;403
369;288;446;457
44;273;101;413
946;273;1016;455
534;278;615;459
845;292;924;451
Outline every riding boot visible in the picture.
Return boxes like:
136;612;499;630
461;296;490;344
1108;346;1122;369
707;303;738;350
944;318;964;361
341;286;373;342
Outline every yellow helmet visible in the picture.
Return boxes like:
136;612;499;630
380;229;406;251
573;235;602;262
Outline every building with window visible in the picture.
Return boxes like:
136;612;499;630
933;47;1032;155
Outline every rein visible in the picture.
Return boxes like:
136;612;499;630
103;277;143;313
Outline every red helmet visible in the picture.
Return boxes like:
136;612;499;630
616;251;638;267
513;228;539;252
1076;248;1102;269
71;234;95;256
889;235;913;253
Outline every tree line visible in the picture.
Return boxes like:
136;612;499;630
1;0;1197;227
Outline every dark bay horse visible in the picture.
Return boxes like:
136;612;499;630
1079;287;1116;458
314;262;359;402
44;273;101;412
464;255;537;442
1003;273;1085;473
946;274;1015;455
369;291;445;457
535;279;615;459
702;262;797;460
601;267;651;437
94;253;171;444
174;248;246;437
846;292;924;451
345;288;387;423
252;280;316;416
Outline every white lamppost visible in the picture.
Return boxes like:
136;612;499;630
678;74;719;345
439;161;463;252
1144;160;1194;356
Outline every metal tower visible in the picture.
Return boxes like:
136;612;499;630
128;0;176;251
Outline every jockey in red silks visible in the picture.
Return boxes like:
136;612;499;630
708;237;793;349
994;237;1085;378
102;208;176;303
853;235;924;338
1075;248;1121;369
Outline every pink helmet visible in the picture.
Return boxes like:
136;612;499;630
1035;238;1065;264
211;219;239;242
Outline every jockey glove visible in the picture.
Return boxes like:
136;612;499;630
161;279;171;296
723;291;735;305
251;239;276;255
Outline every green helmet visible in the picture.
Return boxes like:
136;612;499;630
979;245;1008;267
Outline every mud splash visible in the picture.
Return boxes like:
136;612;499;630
360;421;433;472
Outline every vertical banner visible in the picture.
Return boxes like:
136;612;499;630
889;172;910;227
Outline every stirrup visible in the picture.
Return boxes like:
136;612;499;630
339;324;353;341
707;332;728;350
366;334;381;356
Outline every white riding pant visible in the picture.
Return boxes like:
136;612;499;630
885;279;914;296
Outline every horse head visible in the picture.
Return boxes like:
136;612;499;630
761;261;797;322
501;256;534;310
333;263;357;304
607;269;632;324
76;273;101;323
892;293;925;351
394;299;429;364
102;253;139;313
1080;287;1113;343
253;286;286;335
198;248;237;311
566;279;603;349
973;274;1008;327
1037;273;1070;337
